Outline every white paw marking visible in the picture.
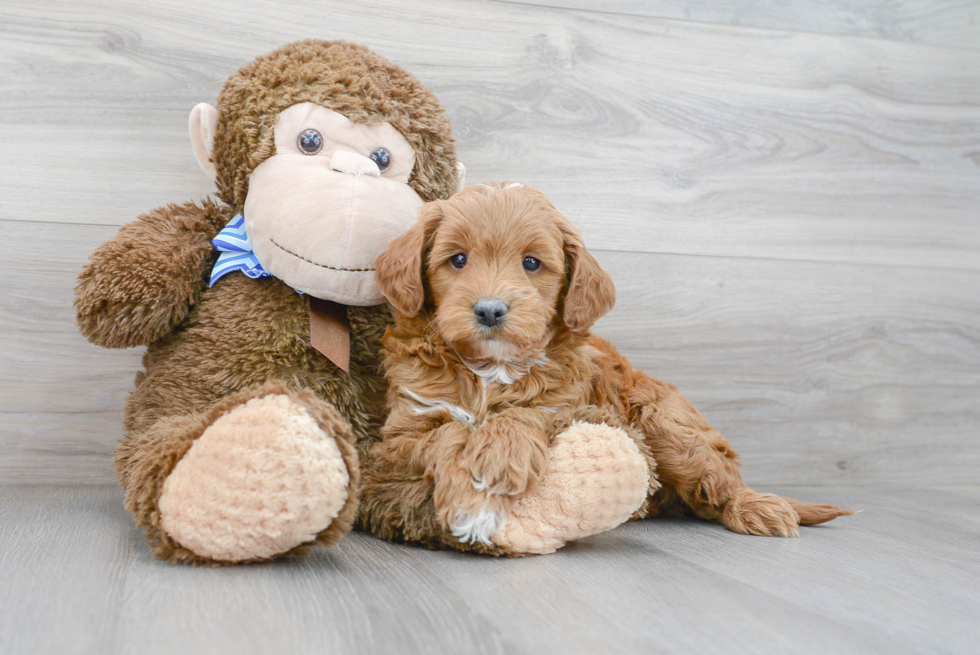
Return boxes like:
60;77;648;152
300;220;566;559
451;509;499;546
402;388;477;427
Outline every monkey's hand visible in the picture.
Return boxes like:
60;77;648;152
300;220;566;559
460;408;552;497
75;199;228;348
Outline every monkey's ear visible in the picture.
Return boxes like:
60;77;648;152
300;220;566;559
188;103;219;181
375;203;443;317
559;218;616;331
454;162;467;194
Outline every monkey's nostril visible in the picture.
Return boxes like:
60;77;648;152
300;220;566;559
473;299;508;328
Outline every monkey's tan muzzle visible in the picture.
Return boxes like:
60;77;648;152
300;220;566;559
244;154;424;305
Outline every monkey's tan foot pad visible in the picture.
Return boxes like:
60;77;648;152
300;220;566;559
158;394;351;562
492;421;650;555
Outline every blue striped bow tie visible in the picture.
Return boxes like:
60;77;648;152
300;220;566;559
210;214;272;287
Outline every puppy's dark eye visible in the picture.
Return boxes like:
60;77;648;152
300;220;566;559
297;129;323;155
370;148;391;172
523;256;541;272
450;253;467;269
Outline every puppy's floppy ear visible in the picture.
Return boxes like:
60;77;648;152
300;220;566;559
375;202;443;317
558;218;616;331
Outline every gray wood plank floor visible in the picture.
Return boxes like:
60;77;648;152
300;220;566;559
1;485;977;655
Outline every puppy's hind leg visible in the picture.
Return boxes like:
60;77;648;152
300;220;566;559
627;371;852;537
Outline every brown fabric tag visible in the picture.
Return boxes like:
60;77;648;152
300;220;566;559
308;297;350;373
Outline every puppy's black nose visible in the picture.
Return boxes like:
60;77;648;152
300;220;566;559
473;298;508;328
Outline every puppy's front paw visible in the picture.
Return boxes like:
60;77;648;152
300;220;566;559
460;417;549;496
432;461;498;537
451;508;500;546
722;490;800;537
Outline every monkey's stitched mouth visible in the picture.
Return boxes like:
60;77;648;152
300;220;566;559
270;238;376;272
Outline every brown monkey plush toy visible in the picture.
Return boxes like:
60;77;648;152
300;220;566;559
76;40;652;564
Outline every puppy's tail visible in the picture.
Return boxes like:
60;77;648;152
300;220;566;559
785;497;855;526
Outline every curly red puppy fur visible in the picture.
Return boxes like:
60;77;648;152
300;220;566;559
368;182;851;553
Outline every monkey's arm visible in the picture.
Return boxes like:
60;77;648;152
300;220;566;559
75;199;228;348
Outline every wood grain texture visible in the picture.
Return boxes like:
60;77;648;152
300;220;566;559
0;486;132;653
504;0;980;50
1;0;978;269
1;485;978;654
594;251;980;487
0;0;978;485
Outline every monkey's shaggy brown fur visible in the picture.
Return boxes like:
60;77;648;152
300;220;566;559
75;41;460;564
212;40;460;208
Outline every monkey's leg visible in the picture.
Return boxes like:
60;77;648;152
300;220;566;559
626;372;852;537
116;381;359;564
491;419;654;555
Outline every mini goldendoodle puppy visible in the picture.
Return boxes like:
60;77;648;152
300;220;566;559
364;182;851;555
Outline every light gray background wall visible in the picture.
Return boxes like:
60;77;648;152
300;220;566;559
1;0;978;486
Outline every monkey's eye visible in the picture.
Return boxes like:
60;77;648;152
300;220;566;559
297;129;323;155
450;253;467;270
370;148;391;172
523;256;541;272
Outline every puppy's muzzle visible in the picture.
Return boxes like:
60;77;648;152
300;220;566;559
473;298;508;328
